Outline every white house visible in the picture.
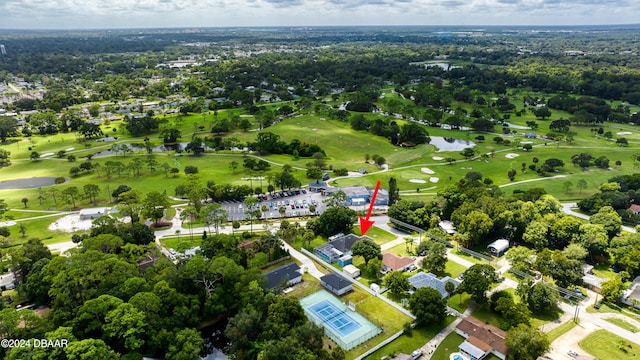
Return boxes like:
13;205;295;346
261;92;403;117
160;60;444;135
79;207;115;220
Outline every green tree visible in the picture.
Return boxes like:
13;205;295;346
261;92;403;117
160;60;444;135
523;220;550;250
306;166;323;180
0;117;18;143
0;149;10;167
456;211;493;248
408;287;447;326
459;264;500;303
527;282;559;314
21;197;28;208
64;339;119;360
83;184;100;205
590;205;622;239
505;324;550;360
351;238;381;266
577;179;588;193
62;186;80;208
383;270;410;298
30;151;40;161
204;203;228;235
315;206;357;236
422;241;447;274
506;246;536;272
243;197;260;233
103;303;147;351
601;274;626;302
166;328;204;360
494;296;531;329
388;177;400;205
142;191;169;225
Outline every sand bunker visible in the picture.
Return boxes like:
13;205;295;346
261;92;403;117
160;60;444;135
41;152;54;157
65;147;75;151
0;220;16;227
521;141;533;144
421;167;435;174
505;153;520;159
429;177;439;183
617;131;632;135
432;156;444;160
409;179;426;184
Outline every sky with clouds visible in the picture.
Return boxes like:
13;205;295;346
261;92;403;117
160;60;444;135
1;0;638;29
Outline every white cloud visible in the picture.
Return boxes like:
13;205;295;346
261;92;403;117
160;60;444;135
0;0;638;28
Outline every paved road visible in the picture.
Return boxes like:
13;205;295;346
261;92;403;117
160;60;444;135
561;202;636;233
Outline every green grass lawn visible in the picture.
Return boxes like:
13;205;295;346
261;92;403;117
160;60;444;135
604;317;640;333
579;330;640;360
365;317;455;360
430;332;465;360
448;292;473;314
587;302;640;322
159;235;201;252
353;226;398;245
546;320;577;343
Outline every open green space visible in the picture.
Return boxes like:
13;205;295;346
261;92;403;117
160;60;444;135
546;320;577;343
579;330;640;360
604;318;639;333
352;226;397;245
365;317;455;360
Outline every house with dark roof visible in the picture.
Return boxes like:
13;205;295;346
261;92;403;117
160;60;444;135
382;252;415;272
308;181;330;193
408;272;459;299
320;272;353;296
455;316;508;360
264;262;302;289
314;233;368;263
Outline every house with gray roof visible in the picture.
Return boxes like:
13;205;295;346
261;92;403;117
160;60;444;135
320;272;352;296
314;233;370;263
264;262;302;289
408;272;459;298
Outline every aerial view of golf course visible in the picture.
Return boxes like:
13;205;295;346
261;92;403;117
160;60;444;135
3;27;640;360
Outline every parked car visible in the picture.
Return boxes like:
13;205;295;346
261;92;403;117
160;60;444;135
568;350;579;358
411;349;423;359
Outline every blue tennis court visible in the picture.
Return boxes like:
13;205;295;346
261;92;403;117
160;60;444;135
300;289;382;350
309;299;362;337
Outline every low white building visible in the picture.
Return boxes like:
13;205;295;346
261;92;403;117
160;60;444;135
79;207;115;220
343;264;361;279
0;272;16;291
487;239;509;256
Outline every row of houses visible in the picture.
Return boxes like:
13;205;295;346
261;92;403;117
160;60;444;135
263;262;354;296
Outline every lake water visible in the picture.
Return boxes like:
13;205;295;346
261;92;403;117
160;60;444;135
429;136;476;152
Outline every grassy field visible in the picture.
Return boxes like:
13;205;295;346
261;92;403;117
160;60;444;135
604;318;639;333
352;226;398;245
365;317;455;360
546;320;577;343
579;329;640;360
4;95;640;251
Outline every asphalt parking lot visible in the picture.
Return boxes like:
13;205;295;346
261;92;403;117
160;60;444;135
220;189;327;221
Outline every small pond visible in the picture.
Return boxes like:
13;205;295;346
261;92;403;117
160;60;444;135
0;177;66;190
429;136;476;152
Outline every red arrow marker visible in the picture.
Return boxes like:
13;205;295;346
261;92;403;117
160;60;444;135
359;180;380;236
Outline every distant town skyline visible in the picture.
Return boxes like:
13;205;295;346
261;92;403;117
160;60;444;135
1;0;639;30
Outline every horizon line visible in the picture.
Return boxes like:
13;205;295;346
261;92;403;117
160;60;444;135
1;23;640;32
